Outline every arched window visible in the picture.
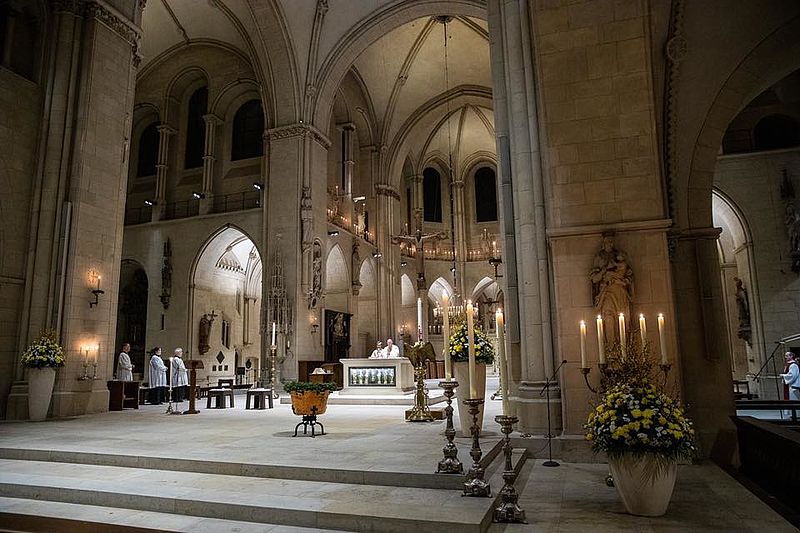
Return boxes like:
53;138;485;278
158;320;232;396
474;167;498;222
231;99;264;161
184;86;208;169
423;167;442;223
136;122;159;177
753;114;800;151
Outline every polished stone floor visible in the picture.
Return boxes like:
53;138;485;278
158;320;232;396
0;385;793;532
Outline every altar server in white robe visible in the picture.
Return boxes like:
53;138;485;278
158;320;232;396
781;351;800;401
369;341;384;359
116;343;133;381
148;347;167;404
383;338;400;358
172;348;189;402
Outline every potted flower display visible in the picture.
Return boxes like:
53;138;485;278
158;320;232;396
448;320;495;436
585;344;695;516
283;380;337;416
21;330;66;421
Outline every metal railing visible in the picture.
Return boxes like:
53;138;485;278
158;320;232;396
124;191;261;226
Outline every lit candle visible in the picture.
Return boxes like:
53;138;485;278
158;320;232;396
658;313;668;364
596;315;605;364
443;293;451;380
95;344;100;365
271;322;276;347
466;300;477;398
639;314;647;346
580;320;587;369
96;275;101;291
497;309;509;414
417;297;423;342
618;313;627;360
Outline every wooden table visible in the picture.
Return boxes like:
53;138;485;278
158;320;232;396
206;388;234;409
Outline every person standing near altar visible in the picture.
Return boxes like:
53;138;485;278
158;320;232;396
369;341;383;359
172;348;189;402
148;347;167;404
116;343;133;381
781;351;800;400
383;338;400;358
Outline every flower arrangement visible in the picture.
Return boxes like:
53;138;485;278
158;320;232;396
584;340;695;463
585;380;695;462
20;330;65;369
447;321;495;365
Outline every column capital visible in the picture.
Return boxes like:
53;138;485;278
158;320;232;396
375;183;400;201
157;124;176;135
336;122;356;132
266;123;331;149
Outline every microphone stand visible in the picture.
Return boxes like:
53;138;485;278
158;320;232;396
539;359;567;467
752;343;783;402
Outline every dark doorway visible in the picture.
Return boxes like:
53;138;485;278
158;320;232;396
115;261;148;380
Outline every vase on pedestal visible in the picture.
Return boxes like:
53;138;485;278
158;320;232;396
28;367;56;421
608;454;677;517
453;361;487;437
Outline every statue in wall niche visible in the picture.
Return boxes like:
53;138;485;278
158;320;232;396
198;311;217;355
160;239;172;310
589;234;634;341
309;241;322;309
734;277;753;346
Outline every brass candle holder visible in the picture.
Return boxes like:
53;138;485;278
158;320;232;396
493;414;526;523
580;362;609;394
436;380;463;474
407;365;434;422
462;398;491;497
270;345;279;399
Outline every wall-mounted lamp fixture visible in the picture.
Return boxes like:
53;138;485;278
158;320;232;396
144;199;155;206
88;270;104;308
450;266;457;273
400;261;408;267
328;230;339;236
253;182;264;191
353;195;366;202
372;252;382;259
310;313;319;334
192;191;206;200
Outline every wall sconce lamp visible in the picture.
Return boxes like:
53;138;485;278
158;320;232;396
372;252;382;259
353;195;366;202
450;266;457;273
89;270;104;308
310;313;319;334
253;182;264;191
400;261;408;267
328;230;339;236
192;191;206;200
488;256;503;279
144;199;156;206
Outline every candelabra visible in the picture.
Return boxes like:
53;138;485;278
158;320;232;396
77;362;90;381
579;362;610;394
407;365;434;422
462;398;491;497
436;380;463;473
493;414;527;523
91;361;99;380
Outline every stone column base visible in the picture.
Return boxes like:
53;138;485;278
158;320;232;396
5;381;29;420
50;389;110;418
513;380;563;436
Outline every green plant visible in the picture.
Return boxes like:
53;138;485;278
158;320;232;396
283;380;337;394
447;320;495;365
20;330;65;369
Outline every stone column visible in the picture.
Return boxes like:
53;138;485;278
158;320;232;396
451;178;468;297
7;1;141;418
200;113;221;214
153;124;174;221
375;180;399;340
672;230;737;461
338;123;356;228
488;0;557;433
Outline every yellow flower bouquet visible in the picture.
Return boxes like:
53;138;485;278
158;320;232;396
20;330;65;369
447;320;495;365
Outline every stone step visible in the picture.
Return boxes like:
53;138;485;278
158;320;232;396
0;496;335;533
0;459;502;533
0;444;506;491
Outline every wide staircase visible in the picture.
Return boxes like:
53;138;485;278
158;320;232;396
0;442;527;532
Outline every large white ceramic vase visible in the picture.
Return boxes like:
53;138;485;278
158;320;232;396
608;453;677;517
453;361;487;438
28;367;56;421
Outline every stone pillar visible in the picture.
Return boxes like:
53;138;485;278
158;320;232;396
1;9;14;67
338;123;356;228
488;0;558;433
153;124;174;221
411;173;423;222
375;180;399;340
672;230;737;462
200;113;221;214
7;1;141;418
451;178;468;297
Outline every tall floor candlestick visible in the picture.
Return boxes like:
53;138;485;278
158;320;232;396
466;300;477;399
436;380;463;473
462;398;491;497
443;294;451;380
493;414;526;523
417;297;423;341
497;309;509;414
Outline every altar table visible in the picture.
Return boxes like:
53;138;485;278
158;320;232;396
339;358;415;395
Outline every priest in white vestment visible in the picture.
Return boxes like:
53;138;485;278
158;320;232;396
116;343;133;381
369;341;383;359
148;347;167;404
383;338;400;358
172;348;189;402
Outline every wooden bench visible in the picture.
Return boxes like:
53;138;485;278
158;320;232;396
206;388;234;409
246;388;274;410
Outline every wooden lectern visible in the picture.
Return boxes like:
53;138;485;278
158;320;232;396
184;359;204;414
